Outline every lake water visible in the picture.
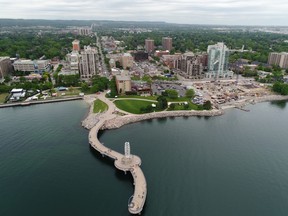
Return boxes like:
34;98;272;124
1;100;288;216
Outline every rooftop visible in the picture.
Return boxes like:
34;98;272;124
116;75;131;81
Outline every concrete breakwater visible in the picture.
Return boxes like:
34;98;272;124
83;93;147;214
103;109;224;130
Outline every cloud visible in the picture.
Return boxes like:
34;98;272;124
0;0;287;25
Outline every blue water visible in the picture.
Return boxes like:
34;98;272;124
1;101;288;216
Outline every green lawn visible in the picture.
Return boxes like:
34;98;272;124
167;101;203;111
0;93;9;104
93;99;108;113
117;95;157;100
166;97;191;102
114;99;156;114
57;88;81;97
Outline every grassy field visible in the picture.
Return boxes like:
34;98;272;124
93;99;108;113
117;95;157;100
0;93;9;104
114;99;156;114
57;88;81;97
166;97;191;102
167;101;203;111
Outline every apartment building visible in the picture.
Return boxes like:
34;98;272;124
0;57;13;79
268;52;288;69
162;37;172;51
79;46;98;80
206;42;232;78
145;39;155;53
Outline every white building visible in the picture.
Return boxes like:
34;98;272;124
10;88;26;101
206;42;233;78
66;51;80;74
78;28;92;36
79;46;98;80
13;60;50;73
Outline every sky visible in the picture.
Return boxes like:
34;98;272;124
0;0;288;26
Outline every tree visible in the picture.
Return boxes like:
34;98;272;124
203;100;212;110
4;76;11;83
91;75;109;91
185;89;195;99
108;76;118;97
169;103;176;110
19;76;26;83
273;82;288;95
156;96;168;110
90;84;100;93
140;105;153;113
165;89;178;99
81;82;90;92
115;61;122;69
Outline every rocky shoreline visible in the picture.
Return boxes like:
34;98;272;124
81;94;288;131
221;95;288;109
103;109;223;130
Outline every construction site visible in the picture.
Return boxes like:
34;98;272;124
190;78;272;108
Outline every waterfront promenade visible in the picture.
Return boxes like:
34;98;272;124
0;96;83;109
87;93;147;214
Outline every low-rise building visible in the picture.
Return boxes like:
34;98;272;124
121;53;134;69
109;59;116;68
10;88;26;101
13;59;50;73
131;81;151;96
116;74;131;94
154;50;170;57
133;51;148;61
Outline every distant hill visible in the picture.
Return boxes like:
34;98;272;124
0;18;169;28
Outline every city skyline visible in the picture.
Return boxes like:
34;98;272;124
0;0;287;26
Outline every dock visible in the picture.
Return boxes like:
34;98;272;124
88;94;147;214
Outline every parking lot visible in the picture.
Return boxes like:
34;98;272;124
151;82;186;97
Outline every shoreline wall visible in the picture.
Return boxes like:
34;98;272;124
103;109;223;130
0;96;83;109
82;94;288;131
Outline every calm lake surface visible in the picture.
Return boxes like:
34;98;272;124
1;100;288;216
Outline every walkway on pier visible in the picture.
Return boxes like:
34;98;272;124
88;93;147;214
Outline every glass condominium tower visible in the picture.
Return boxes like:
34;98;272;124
206;42;230;79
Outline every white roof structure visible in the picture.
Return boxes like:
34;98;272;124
11;88;24;93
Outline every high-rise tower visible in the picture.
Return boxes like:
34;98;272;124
79;46;98;80
145;39;155;53
206;42;231;79
162;37;172;51
72;39;80;52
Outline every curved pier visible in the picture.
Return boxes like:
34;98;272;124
88;94;147;214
